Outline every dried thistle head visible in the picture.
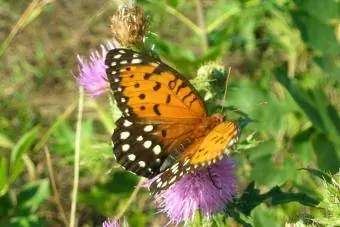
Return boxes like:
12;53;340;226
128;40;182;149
110;4;148;47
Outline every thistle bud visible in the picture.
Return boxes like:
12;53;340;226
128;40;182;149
110;3;148;47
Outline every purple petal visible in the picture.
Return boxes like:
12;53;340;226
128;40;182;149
154;158;236;225
102;217;128;227
76;40;120;97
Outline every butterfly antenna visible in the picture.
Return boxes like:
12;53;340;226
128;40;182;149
208;167;221;189
220;67;232;113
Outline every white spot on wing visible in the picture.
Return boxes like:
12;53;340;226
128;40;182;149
120;131;130;140
131;59;142;64
169;176;177;184
161;181;167;188
143;140;152;149
144;125;153;132
171;163;179;170
183;159;190;166
228;139;236;147
224;149;230;155
118;50;126;53
122;144;130;152
111;62;117;66
138;161;146;167
172;168;178;174
120;60;128;64
128;154;136;161
153;145;161;155
136;136;143;141
114;54;122;59
123;120;133;127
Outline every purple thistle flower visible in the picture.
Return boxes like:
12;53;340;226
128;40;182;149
76;40;120;97
102;217;128;227
154;158;236;225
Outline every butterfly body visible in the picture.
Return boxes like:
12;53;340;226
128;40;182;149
105;48;240;194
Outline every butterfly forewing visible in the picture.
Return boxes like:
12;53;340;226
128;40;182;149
106;48;207;178
105;49;207;119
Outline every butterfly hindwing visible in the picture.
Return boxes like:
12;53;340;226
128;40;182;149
149;121;240;194
112;117;168;178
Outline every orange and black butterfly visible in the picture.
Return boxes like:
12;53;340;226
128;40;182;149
105;49;240;194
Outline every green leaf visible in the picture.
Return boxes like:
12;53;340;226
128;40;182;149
292;11;340;55
0;157;8;197
0;133;14;149
300;168;332;183
292;127;315;166
294;0;340;21
0;192;14;217
275;69;340;152
16;179;50;214
227;182;319;217
252;204;280;227
312;133;339;174
10;126;39;182
250;156;298;187
166;0;182;7
6;215;47;227
314;56;340;82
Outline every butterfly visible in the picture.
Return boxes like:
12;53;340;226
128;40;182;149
105;48;240;194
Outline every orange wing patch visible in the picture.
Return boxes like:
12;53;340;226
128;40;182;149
105;49;206;119
149;121;240;194
184;121;240;165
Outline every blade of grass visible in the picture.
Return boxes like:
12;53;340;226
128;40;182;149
116;178;145;220
0;0;53;57
33;102;77;153
44;146;69;226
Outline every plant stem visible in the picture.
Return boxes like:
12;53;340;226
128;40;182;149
151;1;201;35
195;0;208;54
69;87;84;227
33;102;77;153
44;146;69;226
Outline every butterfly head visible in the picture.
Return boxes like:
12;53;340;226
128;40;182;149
211;113;224;124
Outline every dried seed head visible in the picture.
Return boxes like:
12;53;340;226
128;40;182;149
110;4;148;47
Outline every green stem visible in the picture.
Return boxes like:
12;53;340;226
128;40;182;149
151;1;201;35
195;0;208;54
69;87;84;227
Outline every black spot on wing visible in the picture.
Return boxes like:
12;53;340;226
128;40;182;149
176;82;187;94
153;104;161;116
166;94;171;104
153;82;161;91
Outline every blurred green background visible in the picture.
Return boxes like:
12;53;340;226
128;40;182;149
0;0;339;226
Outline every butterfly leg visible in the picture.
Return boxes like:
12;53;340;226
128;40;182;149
208;167;222;189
